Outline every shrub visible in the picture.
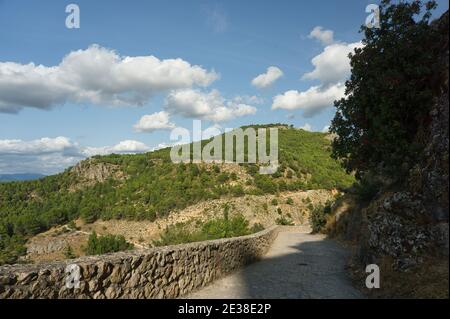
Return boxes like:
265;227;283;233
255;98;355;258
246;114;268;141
354;175;382;203
271;198;278;206
230;185;245;197
250;223;265;233
286;170;293;179
83;232;133;255
153;214;255;247
275;216;294;226
67;220;78;230
217;173;230;183
254;175;278;193
63;245;76;259
152;223;205;246
309;203;333;233
80;207;98;224
286;197;294;205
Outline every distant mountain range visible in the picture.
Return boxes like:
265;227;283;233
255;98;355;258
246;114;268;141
0;173;46;182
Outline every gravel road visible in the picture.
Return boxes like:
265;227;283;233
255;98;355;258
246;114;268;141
187;227;364;299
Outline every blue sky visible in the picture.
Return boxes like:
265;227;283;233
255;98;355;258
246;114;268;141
0;0;448;174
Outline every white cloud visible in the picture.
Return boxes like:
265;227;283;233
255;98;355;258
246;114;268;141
233;95;265;105
308;26;335;46
0;137;83;175
272;83;345;117
251;66;283;89
83;140;151;157
272;29;362;117
134;111;176;133
322;125;330;133
0;44;218;113
0;137;153;174
299;123;312;131
165;89;257;122
0;137;80;156
302;41;363;86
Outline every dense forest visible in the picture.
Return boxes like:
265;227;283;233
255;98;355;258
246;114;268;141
0;125;354;264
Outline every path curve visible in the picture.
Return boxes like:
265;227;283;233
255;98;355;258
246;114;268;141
188;227;364;299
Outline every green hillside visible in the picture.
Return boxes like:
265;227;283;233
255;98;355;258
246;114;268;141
0;125;354;264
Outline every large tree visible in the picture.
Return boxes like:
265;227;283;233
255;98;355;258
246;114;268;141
330;0;443;180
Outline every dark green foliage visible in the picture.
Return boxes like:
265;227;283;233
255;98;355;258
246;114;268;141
275;216;294;226
153;214;255;247
217;173;230;183
67;221;78;230
63;245;76;259
83;232;133;255
202;214;250;239
80;206;98;224
254;175;278;194
286;197;294;205
0;232;26;265
330;0;442;180
230;185;245;197
271;198;278;206
250;223;265;233
353;174;382;203
309;202;333;233
151;223;205;246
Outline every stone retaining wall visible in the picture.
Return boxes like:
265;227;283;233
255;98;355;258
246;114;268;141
0;226;279;299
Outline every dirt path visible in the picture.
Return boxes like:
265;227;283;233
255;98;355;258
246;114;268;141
188;227;364;299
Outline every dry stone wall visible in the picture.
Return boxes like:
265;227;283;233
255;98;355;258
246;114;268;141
0;226;279;299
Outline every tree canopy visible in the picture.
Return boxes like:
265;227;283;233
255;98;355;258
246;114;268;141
330;0;443;180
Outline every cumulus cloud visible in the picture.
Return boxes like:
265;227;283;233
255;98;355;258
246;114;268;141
164;89;257;122
272;28;362;116
251;66;283;89
272;83;345;117
0;44;218;113
83;140;152;157
0;137;153;174
322;125;330;133
233;95;265;105
308;26;334;46
302;41;363;86
133;111;176;133
0;137;79;156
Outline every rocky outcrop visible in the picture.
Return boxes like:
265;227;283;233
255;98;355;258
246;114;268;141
411;10;449;223
70;159;125;183
0;226;279;299
68;159;126;191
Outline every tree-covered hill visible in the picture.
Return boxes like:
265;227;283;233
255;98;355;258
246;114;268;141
0;125;354;264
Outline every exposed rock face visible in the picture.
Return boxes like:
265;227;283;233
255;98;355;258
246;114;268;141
413;10;449;223
362;11;449;266
68;159;126;190
0;227;279;299
70;159;125;183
